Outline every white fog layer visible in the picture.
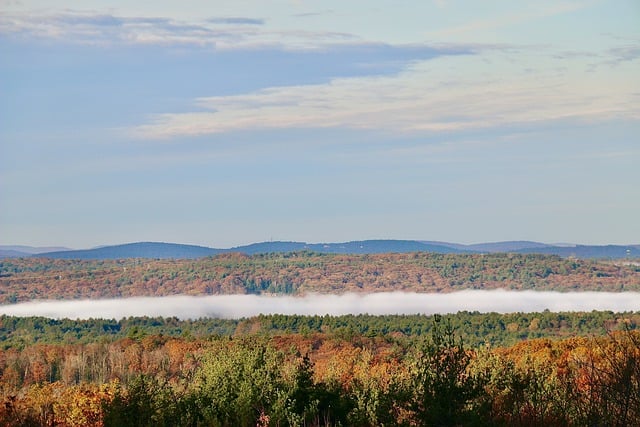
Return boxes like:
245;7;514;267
0;291;639;320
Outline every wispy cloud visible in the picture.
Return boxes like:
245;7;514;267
607;44;640;64
0;12;217;46
206;17;265;26
292;10;336;18
132;48;639;139
1;291;638;320
0;11;354;49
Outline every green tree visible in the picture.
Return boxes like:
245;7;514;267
102;375;186;427
193;339;312;426
409;315;487;426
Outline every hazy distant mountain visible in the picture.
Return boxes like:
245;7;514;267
0;245;72;258
309;240;466;254
228;241;309;254
0;245;71;254
419;241;640;259
514;245;640;259
36;242;221;259
0;250;31;258
467;241;552;252
233;240;467;255
5;240;638;260
31;240;467;260
420;240;552;252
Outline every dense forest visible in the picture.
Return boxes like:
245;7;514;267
1;315;638;426
2;252;640;425
2;252;639;303
1;310;639;350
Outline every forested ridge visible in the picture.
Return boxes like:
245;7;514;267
1;316;638;426
2;252;639;303
1;311;639;350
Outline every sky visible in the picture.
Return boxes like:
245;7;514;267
1;0;639;249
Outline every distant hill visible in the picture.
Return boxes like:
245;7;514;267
234;240;467;255
421;241;640;259
466;241;552;252
0;250;31;258
514;245;640;259
2;240;637;260
36;242;221;260
420;240;552;252
0;245;72;257
228;241;310;254
30;240;468;260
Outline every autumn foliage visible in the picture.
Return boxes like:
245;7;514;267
2;252;639;303
1;320;639;426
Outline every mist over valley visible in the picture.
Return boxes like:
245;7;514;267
1;291;639;320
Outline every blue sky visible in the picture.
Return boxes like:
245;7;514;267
1;0;639;248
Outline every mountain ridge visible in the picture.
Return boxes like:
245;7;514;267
0;246;72;258
28;242;221;260
2;240;638;260
22;240;465;260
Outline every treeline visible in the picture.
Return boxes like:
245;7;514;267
2;252;639;303
1;321;639;426
2;310;639;350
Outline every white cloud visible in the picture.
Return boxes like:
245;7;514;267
0;291;638;319
0;11;358;49
132;49;639;139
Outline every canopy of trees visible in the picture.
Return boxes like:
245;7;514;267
1;319;638;426
2;252;639;424
1;310;639;350
2;252;639;303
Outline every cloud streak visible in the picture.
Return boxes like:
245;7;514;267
0;291;638;320
132;48;639;139
0;11;354;49
0;12;216;46
206;17;265;26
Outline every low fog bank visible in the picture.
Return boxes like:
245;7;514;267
0;291;639;320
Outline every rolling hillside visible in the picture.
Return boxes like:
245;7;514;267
36;242;221;259
2;252;639;304
30;240;467;259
